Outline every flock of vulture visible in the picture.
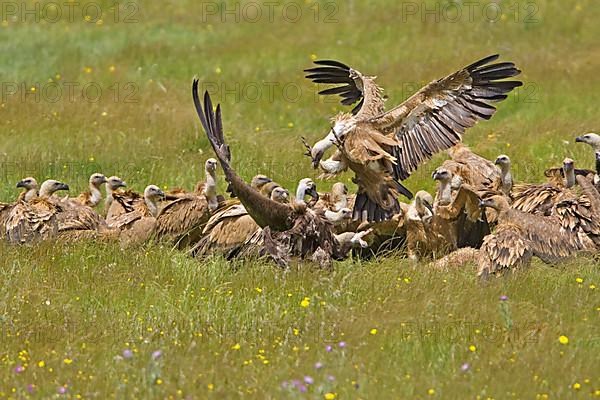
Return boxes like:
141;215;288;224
2;54;600;277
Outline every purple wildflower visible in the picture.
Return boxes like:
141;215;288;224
338;341;346;348
304;376;314;385
57;386;67;395
325;345;333;352
315;362;324;369
327;375;336;382
461;362;470;372
122;349;133;359
500;295;508;301
14;365;25;374
151;350;162;360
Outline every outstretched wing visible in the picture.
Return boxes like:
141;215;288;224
369;54;522;181
192;79;293;231
305;60;386;118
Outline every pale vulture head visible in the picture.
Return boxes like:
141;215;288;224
250;174;273;190
107;176;127;191
310;113;354;168
415;190;434;214
479;195;511;213
432;167;452;183
332;182;349;196
16;177;38;191
144;185;165;202
39;180;69;198
89;173;108;188
575;133;600;150
205;158;218;174
296;178;319;202
270;186;290;203
563;158;574;172
494;155;511;171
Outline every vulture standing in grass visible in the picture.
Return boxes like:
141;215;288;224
67;173;107;208
477;195;588;278
192;82;371;267
303;54;522;223
431;167;490;251
107;185;165;247
190;174;286;258
491;154;513;196
4;180;69;244
511;158;581;215
575;133;600;189
105;176;127;211
16;177;39;202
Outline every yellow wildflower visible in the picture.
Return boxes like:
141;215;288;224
559;335;569;345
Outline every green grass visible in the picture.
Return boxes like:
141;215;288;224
1;0;600;398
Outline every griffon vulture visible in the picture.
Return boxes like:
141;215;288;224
303;54;522;223
107;185;165;247
477;196;587;277
192;82;367;267
4;180;69;244
68;173;107;208
105;176;127;210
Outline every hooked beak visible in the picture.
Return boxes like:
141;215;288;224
307;186;319;201
575;136;585;143
494;158;501;165
478;199;488;209
431;170;440;180
119;181;127;188
423;201;433;214
158;190;166;201
16;180;26;188
59;183;70;191
311;151;324;169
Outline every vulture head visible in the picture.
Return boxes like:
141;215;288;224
107;176;127;191
415;190;434;214
494;154;511;172
309;113;354;168
432;167;452;183
479;195;511;213
332;182;349;197
205;158;218;175
250;174;273;190
39;180;69;198
89;173;108;188
270;187;290;203
144;185;165;202
16;177;38;191
296;178;319;203
575;132;600;150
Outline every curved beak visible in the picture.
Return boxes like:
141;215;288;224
119;181;127;188
431;170;440;180
311;151;323;169
494;158;501;165
478;199;488;209
307;186;319;201
423;200;433;214
575;136;584;143
16;180;26;188
59;183;70;191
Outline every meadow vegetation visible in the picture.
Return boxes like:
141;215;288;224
1;0;599;398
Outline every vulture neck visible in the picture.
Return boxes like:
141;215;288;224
24;188;38;202
89;182;103;206
295;183;309;204
314;131;338;156
204;167;218;210
325;209;347;224
564;167;576;188
499;166;513;193
438;180;453;205
332;191;347;211
595;153;600;175
144;195;160;217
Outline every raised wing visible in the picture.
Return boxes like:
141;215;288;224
192;79;293;231
370;54;522;181
305;60;386;118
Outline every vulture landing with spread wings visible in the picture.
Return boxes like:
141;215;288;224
304;54;522;223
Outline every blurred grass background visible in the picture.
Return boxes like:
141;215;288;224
1;0;599;398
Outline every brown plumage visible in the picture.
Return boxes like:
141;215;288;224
106;188;151;225
442;144;500;191
478;196;586;277
431;168;490;252
154;194;211;248
430;247;479;270
543;158;593;188
511;158;580;216
107;185;165;247
4;180;69;244
192;84;351;267
305;54;522;222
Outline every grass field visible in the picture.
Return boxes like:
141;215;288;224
1;0;600;398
